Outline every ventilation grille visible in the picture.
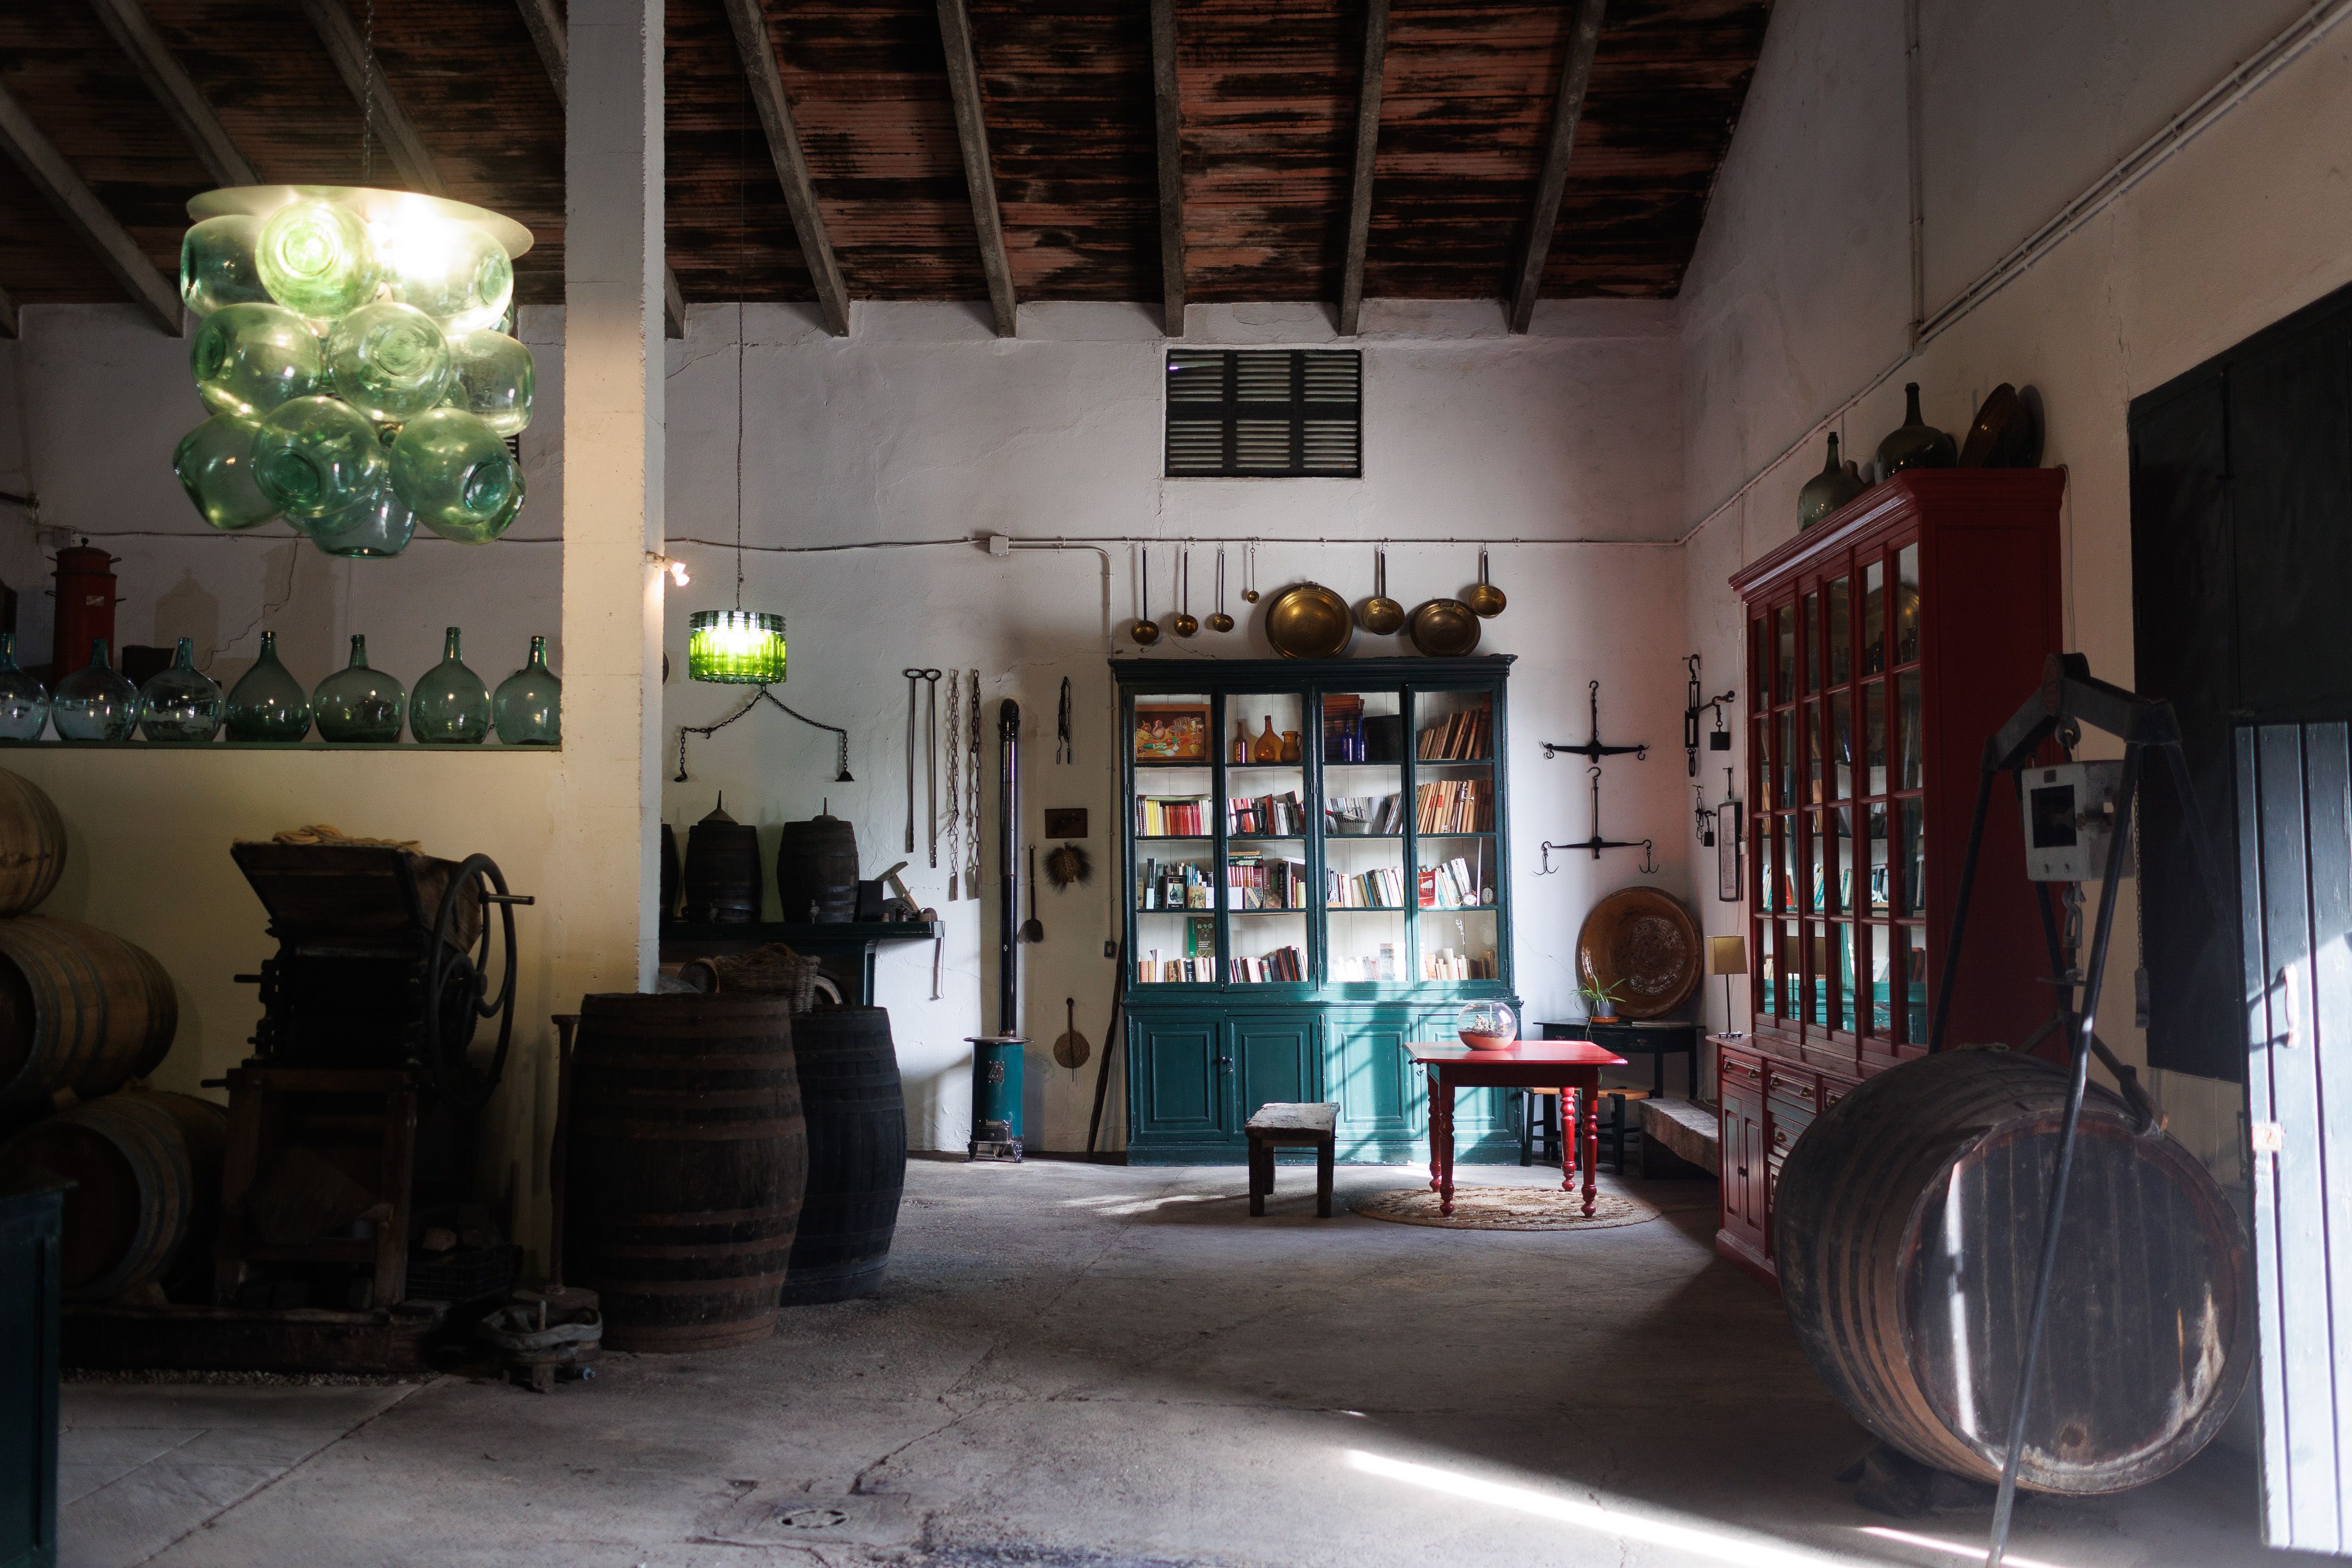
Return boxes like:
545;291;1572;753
1165;349;1361;477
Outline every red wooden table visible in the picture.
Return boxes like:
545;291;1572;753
1408;1041;1626;1217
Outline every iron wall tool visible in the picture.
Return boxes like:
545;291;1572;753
921;668;943;867
966;671;981;898
902;667;940;858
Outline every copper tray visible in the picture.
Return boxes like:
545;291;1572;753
1407;598;1481;657
1576;887;1700;1020
1263;582;1354;659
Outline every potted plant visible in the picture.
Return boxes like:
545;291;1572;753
1578;979;1625;1025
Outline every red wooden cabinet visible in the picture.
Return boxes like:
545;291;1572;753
1718;469;2064;1285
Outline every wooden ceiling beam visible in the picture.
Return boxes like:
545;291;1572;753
294;0;446;197
0;83;179;332
85;0;259;188
716;0;850;337
512;0;685;338
1148;0;1185;337
1505;0;1606;334
1336;0;1389;337
936;0;1015;337
0;282;18;339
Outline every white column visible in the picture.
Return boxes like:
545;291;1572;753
560;0;664;992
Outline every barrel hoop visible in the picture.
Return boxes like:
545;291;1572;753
587;1272;789;1297
571;1118;806;1141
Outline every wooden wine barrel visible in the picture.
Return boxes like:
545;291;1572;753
564;992;806;1352
1776;1049;2251;1495
780;1007;906;1305
0;1089;225;1302
0;769;65;917
680;798;760;924
0;917;178;1117
775;812;859;924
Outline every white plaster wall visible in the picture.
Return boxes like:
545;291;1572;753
1676;0;2352;1172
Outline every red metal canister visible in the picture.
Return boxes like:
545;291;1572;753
49;545;117;673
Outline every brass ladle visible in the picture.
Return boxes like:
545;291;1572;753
1207;546;1235;633
1171;548;1200;637
1241;540;1260;604
1133;547;1161;645
1358;547;1405;635
1465;546;1507;618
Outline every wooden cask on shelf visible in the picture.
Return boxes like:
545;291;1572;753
0;770;65;917
779;1007;906;1305
563;992;806;1351
774;813;858;925
0;917;178;1117
1775;1048;2251;1493
0;1089;226;1302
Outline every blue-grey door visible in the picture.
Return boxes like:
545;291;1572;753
2237;721;2352;1554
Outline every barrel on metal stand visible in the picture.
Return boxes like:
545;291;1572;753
0;769;66;917
1775;1048;2251;1495
0;917;178;1117
775;811;858;925
680;797;761;924
0;1089;226;1302
563;992;806;1351
780;1007;905;1305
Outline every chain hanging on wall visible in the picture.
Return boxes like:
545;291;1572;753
674;687;852;784
945;670;963;899
1537;680;1655;872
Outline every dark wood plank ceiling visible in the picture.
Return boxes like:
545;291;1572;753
1;0;1769;320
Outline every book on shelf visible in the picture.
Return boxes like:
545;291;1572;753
1136;796;1210;837
1135;858;1213;910
1415;697;1492;762
1138;948;1218;983
1224;852;1308;911
1226;945;1305;984
1325;864;1406;909
1413;778;1493;833
1418;947;1497;981
1416;855;1489;909
1226;790;1305;837
1323;793;1401;834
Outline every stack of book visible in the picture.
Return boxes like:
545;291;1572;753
1323;793;1402;834
1417;856;1489;908
1225;852;1308;910
1136;796;1211;836
1322;694;1365;763
1420;947;1497;981
1142;952;1218;983
1135;858;1212;910
1227;791;1306;836
1327;865;1407;908
1228;947;1305;983
1414;778;1493;833
1416;698;1492;761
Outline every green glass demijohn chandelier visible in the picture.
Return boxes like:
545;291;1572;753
174;185;535;559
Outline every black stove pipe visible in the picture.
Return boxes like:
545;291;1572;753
997;697;1021;1037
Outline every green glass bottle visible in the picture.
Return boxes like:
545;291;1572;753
410;627;490;745
136;638;225;743
226;632;313;741
446;330;534;436
252;396;387;520
328;302;453;424
180;214;271;318
52;640;138;742
305;484;416;559
256;198;380;320
191;302;323;420
386;219;513;333
389;408;521;542
492;636;560;745
173;414;282;532
1875;382;1958;476
0;633;49;742
312;635;406;743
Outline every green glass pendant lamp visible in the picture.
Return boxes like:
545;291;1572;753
175;187;536;557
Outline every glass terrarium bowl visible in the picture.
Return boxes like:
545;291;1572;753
1457;999;1516;1050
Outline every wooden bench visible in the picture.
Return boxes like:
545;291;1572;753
1245;1103;1338;1218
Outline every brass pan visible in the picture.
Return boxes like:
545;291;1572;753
1263;583;1354;659
1407;598;1481;657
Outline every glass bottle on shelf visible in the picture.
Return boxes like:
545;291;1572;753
492;636;560;745
1231;718;1250;764
0;633;48;741
52;640;139;741
226;631;312;741
1278;730;1301;763
137;638;226;743
411;627;490;744
313;635;406;743
1253;716;1281;763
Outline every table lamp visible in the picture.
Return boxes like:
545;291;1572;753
1709;934;1748;1037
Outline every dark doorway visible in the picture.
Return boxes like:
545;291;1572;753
2129;279;2352;1080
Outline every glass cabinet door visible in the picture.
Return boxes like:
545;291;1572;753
1130;691;1218;984
1224;689;1310;984
1409;687;1499;983
1321;687;1406;984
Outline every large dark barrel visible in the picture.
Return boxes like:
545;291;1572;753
780;1007;906;1305
1776;1049;2250;1494
0;1089;225;1301
564;993;806;1352
680;798;761;924
0;768;65;917
775;811;858;925
0;916;179;1117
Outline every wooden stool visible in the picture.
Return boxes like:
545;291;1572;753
1520;1086;1649;1176
1245;1103;1338;1218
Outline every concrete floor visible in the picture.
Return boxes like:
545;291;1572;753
60;1159;2307;1568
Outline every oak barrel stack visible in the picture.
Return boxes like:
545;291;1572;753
564;992;807;1352
0;1089;225;1301
1775;1049;2250;1494
780;1007;906;1305
0;916;179;1118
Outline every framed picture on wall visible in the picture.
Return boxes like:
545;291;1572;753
1134;704;1210;763
1717;798;1742;902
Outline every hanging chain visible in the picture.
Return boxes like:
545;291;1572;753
360;0;377;183
965;670;981;894
945;670;963;899
674;687;850;783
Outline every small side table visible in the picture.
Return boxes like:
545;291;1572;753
1409;1042;1625;1217
1536;1018;1700;1098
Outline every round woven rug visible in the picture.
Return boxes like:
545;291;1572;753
1352;1184;1659;1231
